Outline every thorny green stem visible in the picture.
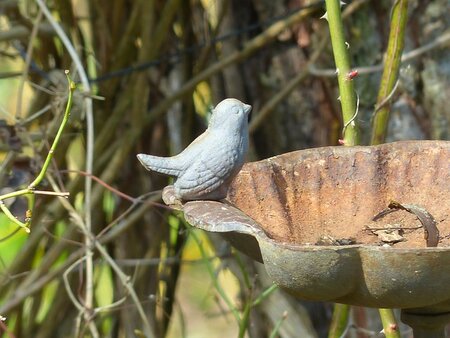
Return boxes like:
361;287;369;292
379;308;402;338
0;71;75;232
325;0;360;146
371;0;409;145
328;303;350;338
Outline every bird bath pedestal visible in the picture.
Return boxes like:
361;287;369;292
173;141;450;337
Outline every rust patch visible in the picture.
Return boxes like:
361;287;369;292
270;161;294;235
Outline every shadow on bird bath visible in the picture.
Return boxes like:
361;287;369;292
169;140;450;337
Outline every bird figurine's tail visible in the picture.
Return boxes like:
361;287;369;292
137;154;182;177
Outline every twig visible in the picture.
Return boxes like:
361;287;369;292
93;296;127;314
113;253;234;267
59;169;156;204
31;190;70;197
20;104;52;125
63;257;88;313
27;81;59;95
373;79;400;113
41;225;83;247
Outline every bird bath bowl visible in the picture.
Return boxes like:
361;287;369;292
174;141;450;337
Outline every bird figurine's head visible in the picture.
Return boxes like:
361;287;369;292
208;98;252;131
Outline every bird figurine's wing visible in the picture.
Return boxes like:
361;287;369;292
136;154;184;177
175;141;242;198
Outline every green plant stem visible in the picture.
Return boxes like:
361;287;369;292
238;283;278;337
379;308;401;338
371;0;409;145
252;284;278;307
325;0;360;146
328;303;350;338
238;301;252;338
29;72;76;188
269;312;287;338
0;71;75;232
0;188;31;201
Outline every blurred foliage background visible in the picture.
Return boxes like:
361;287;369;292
0;0;449;337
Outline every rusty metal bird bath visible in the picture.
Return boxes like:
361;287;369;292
174;141;450;337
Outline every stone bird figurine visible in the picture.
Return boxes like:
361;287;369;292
137;98;251;204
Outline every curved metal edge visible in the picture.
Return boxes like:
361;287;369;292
182;200;265;236
181;200;265;262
